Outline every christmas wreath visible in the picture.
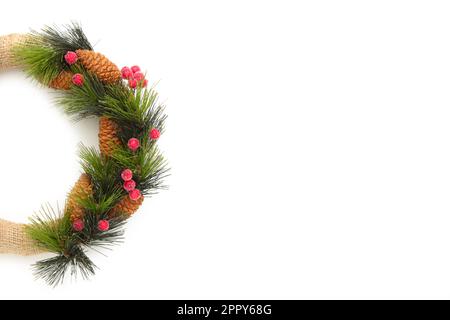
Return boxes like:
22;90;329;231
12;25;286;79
0;24;168;286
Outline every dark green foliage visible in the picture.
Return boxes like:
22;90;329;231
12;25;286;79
59;75;167;141
33;246;95;287
76;213;127;249
28;205;126;286
56;68;106;120
111;138;169;195
38;23;92;55
79;145;123;198
56;65;167;143
137;144;169;195
101;87;167;142
76;193;122;216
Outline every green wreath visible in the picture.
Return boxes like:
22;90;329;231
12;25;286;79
0;24;168;286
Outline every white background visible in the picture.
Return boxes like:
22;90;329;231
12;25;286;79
1;0;450;300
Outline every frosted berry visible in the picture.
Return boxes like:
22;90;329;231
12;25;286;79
121;66;133;79
134;72;145;81
121;169;133;181
72;219;84;232
127;138;140;151
149;128;160;140
97;220;110;232
64;51;78;65
129;189;142;201
72;73;84;86
124;179;136;192
129;78;138;89
131;65;141;73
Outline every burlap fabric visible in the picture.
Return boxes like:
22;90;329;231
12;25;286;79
0;219;44;255
0;33;43;255
0;33;27;71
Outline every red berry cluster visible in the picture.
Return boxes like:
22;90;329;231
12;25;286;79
121;169;142;201
121;65;148;89
72;219;110;233
127;128;161;152
64;51;85;87
124;127;161;200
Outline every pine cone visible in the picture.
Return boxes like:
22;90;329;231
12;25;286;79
49;70;73;90
76;49;121;84
66;174;93;221
99;116;122;156
109;195;144;217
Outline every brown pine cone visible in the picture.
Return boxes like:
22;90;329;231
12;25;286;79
76;49;121;84
66;173;93;221
109;195;144;217
99;116;122;156
49;70;73;90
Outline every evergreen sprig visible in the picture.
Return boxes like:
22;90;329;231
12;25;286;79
111;138;169;195
77;213;126;249
56;68;106;120
79;145;122;198
38;23;92;55
14;23;92;86
28;205;127;286
13;43;62;85
25;204;71;253
33;245;96;287
100;86;167;142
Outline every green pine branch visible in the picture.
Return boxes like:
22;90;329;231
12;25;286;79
101;86;167;142
33;245;96;287
13;23;93;86
56;67;106;120
13;41;62;85
25;203;71;253
79;145;123;199
27;203;127;286
111;137;169;195
38;23;92;55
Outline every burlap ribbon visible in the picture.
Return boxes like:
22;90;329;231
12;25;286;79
0;34;44;255
0;33;27;71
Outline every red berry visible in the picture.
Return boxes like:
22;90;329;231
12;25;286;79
127;138;140;151
129;189;142;201
149;128;160;140
142;79;148;88
97;220;110;232
121;169;133;181
72;219;84;232
131;65;141;73
72;73;84;86
134;72;145;81
124;179;136;192
64;51;78;65
129;78;138;89
121;66;132;79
